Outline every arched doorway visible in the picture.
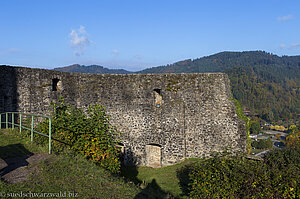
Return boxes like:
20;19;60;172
146;144;162;168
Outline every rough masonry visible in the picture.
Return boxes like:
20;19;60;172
0;65;247;167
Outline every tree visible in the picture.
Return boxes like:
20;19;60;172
286;125;300;149
252;139;272;149
286;132;300;149
250;121;261;134
289;125;299;134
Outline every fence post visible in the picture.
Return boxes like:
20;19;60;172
49;118;51;154
31;115;34;142
12;113;14;129
19;113;22;134
6;112;8;129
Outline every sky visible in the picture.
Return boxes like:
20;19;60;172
0;0;299;71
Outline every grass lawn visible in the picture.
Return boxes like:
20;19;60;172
0;129;48;159
121;159;199;198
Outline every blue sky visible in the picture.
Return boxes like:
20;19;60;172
0;0;299;71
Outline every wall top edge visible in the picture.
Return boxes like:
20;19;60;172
0;65;226;76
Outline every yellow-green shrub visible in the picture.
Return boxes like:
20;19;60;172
178;148;300;198
36;98;121;173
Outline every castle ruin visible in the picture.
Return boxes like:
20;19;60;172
0;65;247;167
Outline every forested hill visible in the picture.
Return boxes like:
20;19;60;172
140;51;300;121
54;64;132;74
139;51;300;76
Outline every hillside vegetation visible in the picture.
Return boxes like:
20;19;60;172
180;148;299;198
54;64;131;74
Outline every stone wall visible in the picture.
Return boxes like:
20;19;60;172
0;65;247;166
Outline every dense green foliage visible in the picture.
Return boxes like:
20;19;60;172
178;148;299;198
227;64;299;121
36;98;121;173
251;138;273;149
250;121;261;134
286;131;300;149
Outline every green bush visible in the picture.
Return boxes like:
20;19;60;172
36;98;121;173
251;138;272;149
250;121;261;134
185;155;261;198
263;148;299;198
179;148;300;198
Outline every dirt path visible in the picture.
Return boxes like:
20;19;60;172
0;153;50;183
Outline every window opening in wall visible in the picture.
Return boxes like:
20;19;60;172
52;78;60;91
153;89;162;108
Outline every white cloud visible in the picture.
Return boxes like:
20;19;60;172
279;44;286;49
290;43;300;48
70;25;90;56
0;48;21;55
112;49;119;55
277;15;293;22
78;25;86;34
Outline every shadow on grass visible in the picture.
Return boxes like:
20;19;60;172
121;165;175;199
0;143;33;180
120;164;141;184
176;164;192;197
134;179;174;199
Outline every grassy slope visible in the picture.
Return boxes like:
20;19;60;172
0;129;140;199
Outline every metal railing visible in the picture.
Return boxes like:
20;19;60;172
0;112;52;154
